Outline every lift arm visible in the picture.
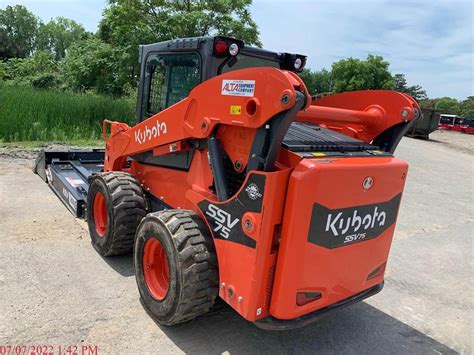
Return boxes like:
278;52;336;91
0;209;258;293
102;68;420;173
102;67;310;171
297;90;421;151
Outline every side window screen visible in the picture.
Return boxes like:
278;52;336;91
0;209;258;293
146;53;200;116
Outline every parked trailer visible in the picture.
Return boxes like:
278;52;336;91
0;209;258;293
405;108;440;139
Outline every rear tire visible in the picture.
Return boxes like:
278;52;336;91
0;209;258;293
134;209;219;326
87;172;146;256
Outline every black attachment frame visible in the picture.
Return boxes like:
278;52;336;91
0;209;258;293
33;149;105;218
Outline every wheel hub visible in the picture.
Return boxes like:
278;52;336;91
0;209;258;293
93;192;107;237
143;238;170;301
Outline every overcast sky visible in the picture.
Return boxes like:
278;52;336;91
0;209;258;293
1;0;472;99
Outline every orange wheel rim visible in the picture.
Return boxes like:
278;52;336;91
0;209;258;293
143;238;170;300
93;192;107;237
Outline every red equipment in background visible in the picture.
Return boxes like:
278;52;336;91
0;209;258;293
460;119;474;135
438;114;464;131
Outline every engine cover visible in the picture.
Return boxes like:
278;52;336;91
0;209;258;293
270;156;408;319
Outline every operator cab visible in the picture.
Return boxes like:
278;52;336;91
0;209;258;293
136;36;306;122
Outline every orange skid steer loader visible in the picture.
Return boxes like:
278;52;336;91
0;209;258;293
34;36;420;329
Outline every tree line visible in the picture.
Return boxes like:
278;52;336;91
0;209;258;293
0;1;260;96
1;2;472;118
301;62;473;118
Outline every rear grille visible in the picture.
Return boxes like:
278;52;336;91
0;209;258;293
283;122;377;152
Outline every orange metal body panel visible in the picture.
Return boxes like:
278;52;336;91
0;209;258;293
187;169;291;321
270;156;408;319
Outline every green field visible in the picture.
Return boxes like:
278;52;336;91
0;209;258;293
0;85;136;142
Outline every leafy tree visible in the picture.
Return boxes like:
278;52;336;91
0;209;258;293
100;0;260;46
393;73;427;101
394;73;408;92
299;68;332;95
0;5;39;59
459;96;474;118
419;98;439;110
434;97;460;114
37;17;88;61
331;55;394;93
98;0;261;87
2;50;60;88
406;84;428;102
61;37;131;96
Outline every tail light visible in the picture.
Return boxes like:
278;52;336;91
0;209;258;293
214;39;229;56
213;37;244;58
367;262;387;280
296;291;322;306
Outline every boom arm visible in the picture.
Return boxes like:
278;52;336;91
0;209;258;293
297;90;421;150
102;67;310;171
102;68;420;173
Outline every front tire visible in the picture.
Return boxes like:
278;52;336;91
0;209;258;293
134;209;219;326
87;172;146;256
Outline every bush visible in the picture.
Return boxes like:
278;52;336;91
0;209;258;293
31;73;59;89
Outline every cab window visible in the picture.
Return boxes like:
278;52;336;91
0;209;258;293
145;53;201;116
220;53;280;74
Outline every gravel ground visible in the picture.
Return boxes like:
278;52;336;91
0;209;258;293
0;130;472;354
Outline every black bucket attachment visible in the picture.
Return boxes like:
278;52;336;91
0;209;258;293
33;149;105;218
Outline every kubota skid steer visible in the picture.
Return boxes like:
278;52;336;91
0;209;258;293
35;36;420;330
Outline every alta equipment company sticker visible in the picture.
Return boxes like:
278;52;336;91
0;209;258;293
221;80;255;97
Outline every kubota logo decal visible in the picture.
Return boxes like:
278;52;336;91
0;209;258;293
221;80;255;97
134;121;167;144
325;207;386;237
307;194;402;248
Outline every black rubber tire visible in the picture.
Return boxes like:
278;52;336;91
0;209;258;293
87;172;147;256
134;209;219;326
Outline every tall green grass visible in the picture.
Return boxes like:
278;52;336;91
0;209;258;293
0;84;136;142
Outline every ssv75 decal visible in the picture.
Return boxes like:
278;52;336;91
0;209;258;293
198;174;266;249
205;204;239;239
308;194;402;248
